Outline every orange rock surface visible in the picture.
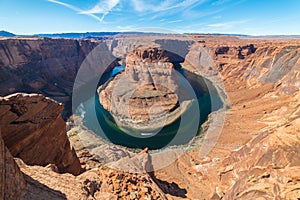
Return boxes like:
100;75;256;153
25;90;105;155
0;35;299;199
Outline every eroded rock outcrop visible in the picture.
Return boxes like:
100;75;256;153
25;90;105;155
155;35;300;199
0;132;27;200
214;117;300;199
98;48;189;131
14;139;168;200
243;45;300;90
0;93;82;175
18;160;168;200
0;38;119;117
214;44;256;59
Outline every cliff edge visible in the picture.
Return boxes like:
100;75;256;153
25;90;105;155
0;93;82;175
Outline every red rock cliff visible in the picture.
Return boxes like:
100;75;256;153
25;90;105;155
0;131;27;199
0;38;118;117
0;93;82;175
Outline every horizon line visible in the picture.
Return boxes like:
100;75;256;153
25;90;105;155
1;30;300;37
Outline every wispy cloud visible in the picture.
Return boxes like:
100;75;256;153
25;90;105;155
47;0;120;22
166;19;183;24
80;0;120;21
207;20;248;28
211;0;231;6
131;0;205;12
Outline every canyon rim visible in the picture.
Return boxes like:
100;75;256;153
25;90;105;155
1;1;300;199
0;33;299;199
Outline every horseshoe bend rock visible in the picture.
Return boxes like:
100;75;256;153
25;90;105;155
0;93;82;175
98;48;190;131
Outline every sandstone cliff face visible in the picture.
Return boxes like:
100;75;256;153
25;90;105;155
217;122;300;199
16;144;168;200
149;36;300;199
205;40;300;91
214;44;256;59
243;45;300;91
0;35;300;199
0;93;82;175
186;37;300;96
214;79;300;199
2;134;159;200
0;37;191;119
0;132;27;200
0;38;97;92
99;48;185;130
0;38;118;117
125;47;184;64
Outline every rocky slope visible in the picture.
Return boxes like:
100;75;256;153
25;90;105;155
0;35;299;199
0;93;82;175
18;150;168;200
217;118;300;199
1;130;167;199
0;93;168;199
153;35;300;199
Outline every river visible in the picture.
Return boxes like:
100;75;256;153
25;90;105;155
75;65;223;150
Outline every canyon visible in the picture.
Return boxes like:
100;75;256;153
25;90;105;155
0;34;299;199
98;47;190;131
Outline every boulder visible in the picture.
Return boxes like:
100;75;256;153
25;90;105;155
0;93;82;175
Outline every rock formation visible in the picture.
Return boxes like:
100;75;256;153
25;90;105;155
0;132;27;200
0;37;118;117
0;93;82;175
214;44;256;59
217;121;300;199
98;48;189;131
0;92;168;199
0;35;299;199
67;115;130;170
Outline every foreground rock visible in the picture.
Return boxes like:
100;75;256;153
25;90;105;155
2;128;167;199
98;48;190;131
0;93;168;199
0;132;27;199
18;159;167;200
0;93;82;175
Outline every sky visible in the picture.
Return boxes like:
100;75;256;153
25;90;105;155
0;0;300;35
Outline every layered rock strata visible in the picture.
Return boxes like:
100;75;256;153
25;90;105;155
0;132;27;200
0;35;299;199
0;93;82;175
155;35;300;199
0;37;118;117
98;48;190;131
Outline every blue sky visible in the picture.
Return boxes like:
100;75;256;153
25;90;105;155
1;0;299;35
